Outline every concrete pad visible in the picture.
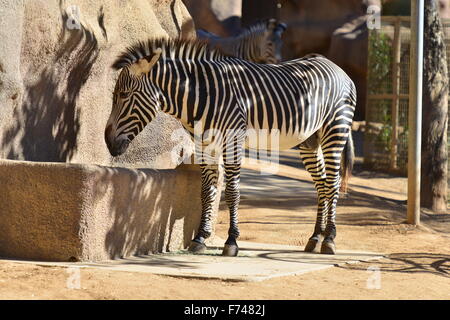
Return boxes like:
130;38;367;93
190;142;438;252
3;240;383;282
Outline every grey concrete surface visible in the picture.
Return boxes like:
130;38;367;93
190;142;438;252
2;240;383;282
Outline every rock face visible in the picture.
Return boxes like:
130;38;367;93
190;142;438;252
183;0;242;36
0;1;226;261
327;15;372;121
0;0;195;168
279;0;379;59
439;0;450;19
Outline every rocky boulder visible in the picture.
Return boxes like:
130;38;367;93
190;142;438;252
0;0;195;168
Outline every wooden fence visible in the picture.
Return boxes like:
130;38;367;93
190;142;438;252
365;16;450;176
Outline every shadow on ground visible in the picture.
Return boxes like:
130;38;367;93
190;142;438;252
228;154;449;235
338;252;450;278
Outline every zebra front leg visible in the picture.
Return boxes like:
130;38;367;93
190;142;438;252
222;163;241;256
188;164;219;253
300;146;328;253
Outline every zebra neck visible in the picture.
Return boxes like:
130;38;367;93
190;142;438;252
234;35;259;62
154;58;231;130
213;32;260;61
158;57;239;130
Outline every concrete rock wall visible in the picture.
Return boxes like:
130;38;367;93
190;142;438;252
0;0;195;168
0;1;224;261
0;161;222;261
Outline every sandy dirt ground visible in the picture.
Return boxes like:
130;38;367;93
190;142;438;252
0;151;449;300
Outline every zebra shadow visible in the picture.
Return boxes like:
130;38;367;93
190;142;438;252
1;4;101;162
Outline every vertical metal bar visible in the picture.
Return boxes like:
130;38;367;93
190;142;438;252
391;17;401;170
407;0;424;225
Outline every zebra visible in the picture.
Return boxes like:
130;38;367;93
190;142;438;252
105;37;356;256
196;18;287;64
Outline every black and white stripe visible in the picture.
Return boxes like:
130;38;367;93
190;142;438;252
105;38;356;256
197;19;286;64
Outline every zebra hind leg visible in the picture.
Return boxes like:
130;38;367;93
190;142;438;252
319;175;340;255
300;146;328;253
188;164;220;254
318;125;353;255
319;149;344;255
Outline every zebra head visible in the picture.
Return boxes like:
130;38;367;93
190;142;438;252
255;19;287;64
105;47;163;157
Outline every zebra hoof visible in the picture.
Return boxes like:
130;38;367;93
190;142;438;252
188;240;207;254
304;239;320;253
222;244;239;257
304;237;322;253
320;240;336;255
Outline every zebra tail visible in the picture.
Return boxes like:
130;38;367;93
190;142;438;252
340;130;354;194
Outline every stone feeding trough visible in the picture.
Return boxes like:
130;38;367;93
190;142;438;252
0;161;217;262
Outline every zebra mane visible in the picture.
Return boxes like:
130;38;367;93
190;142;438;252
112;37;229;70
239;21;270;38
237;19;285;39
198;19;278;40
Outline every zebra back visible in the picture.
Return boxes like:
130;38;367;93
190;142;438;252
197;19;287;64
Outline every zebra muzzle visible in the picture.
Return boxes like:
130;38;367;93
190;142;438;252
108;137;130;157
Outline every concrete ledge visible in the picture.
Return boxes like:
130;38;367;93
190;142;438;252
0;160;219;262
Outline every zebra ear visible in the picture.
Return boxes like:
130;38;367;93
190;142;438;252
128;48;162;77
272;22;287;38
266;18;278;30
277;23;287;32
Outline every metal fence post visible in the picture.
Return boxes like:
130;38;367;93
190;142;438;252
407;0;424;225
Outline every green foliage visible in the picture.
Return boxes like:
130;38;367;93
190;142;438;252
375;100;392;152
368;31;393;94
368;31;394;155
366;13;412;173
